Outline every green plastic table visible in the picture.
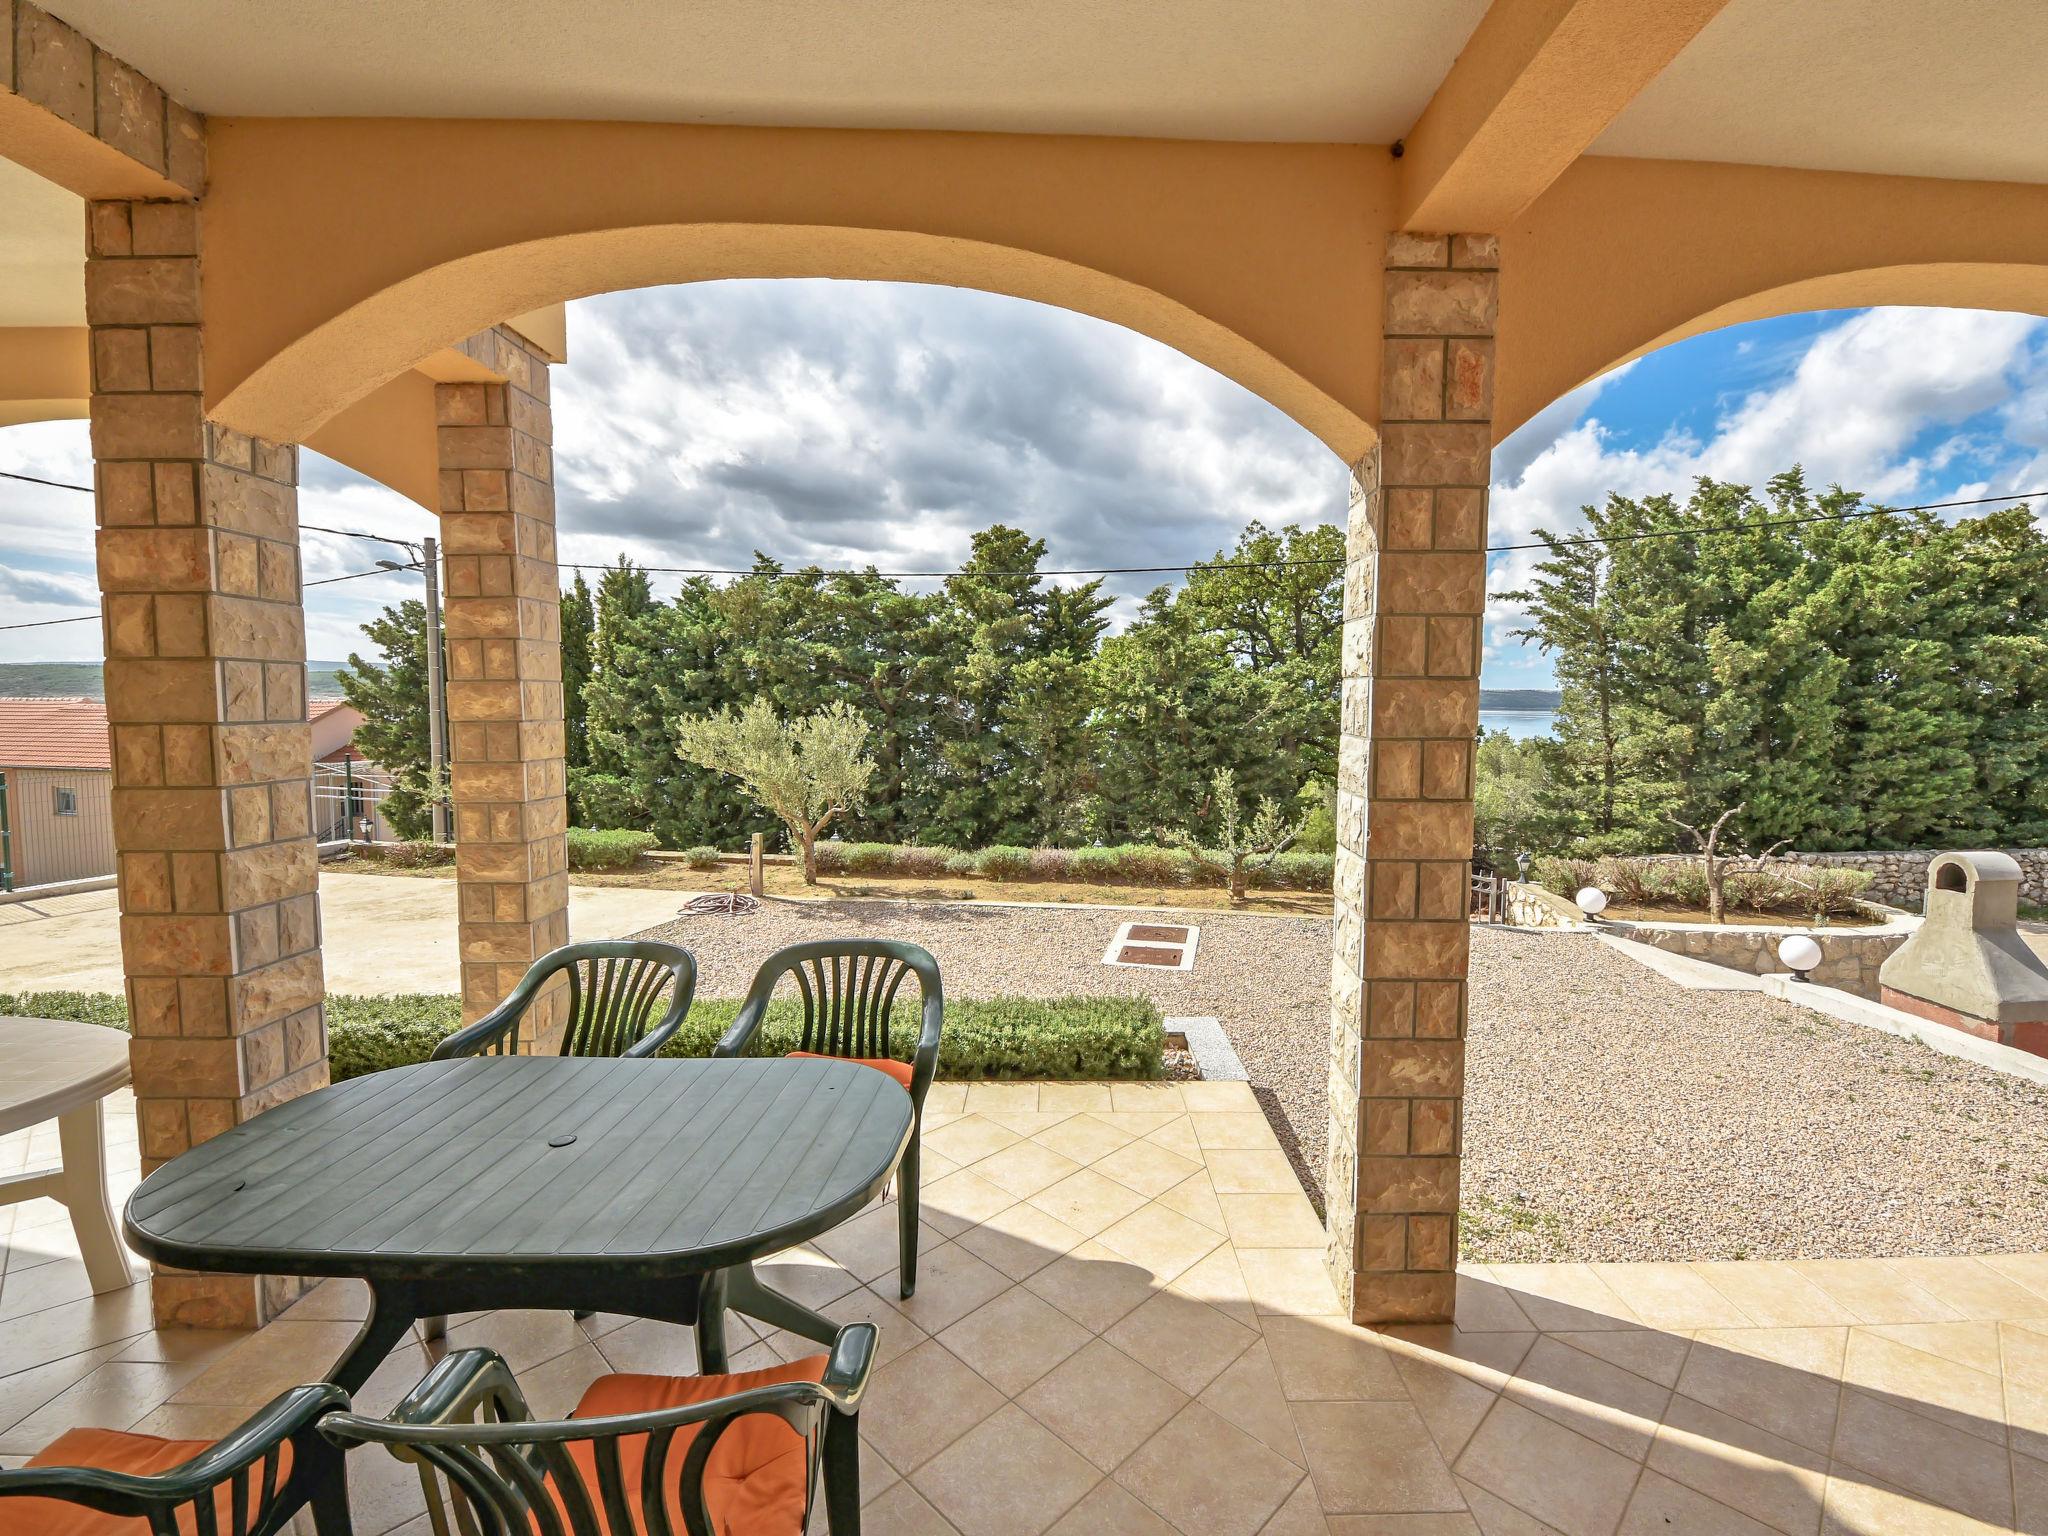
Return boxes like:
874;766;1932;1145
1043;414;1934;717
123;1055;912;1392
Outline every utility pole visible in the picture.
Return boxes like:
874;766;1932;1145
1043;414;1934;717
422;534;447;843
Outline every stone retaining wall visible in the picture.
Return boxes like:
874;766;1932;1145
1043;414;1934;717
1503;881;1588;929
1787;849;2048;909
1604;918;1913;999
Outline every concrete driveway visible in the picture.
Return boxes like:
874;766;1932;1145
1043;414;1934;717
0;871;693;995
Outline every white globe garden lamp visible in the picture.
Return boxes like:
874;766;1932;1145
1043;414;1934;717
1575;887;1608;917
1778;934;1823;982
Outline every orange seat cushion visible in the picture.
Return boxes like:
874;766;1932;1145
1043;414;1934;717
562;1356;828;1535
785;1050;914;1090
0;1427;286;1536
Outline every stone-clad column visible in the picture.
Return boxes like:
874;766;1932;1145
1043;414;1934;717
437;328;569;1041
89;199;326;1328
1326;232;1496;1325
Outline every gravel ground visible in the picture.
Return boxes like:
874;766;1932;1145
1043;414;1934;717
633;897;2048;1264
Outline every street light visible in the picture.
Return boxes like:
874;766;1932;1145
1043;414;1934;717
377;535;447;843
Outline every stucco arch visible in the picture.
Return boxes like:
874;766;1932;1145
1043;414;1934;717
1497;155;2048;438
197;120;1389;471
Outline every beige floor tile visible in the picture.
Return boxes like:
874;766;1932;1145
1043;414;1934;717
1787;1261;1961;1325
759;1281;924;1369
1179;1080;1259;1113
1976;1254;2048;1306
0;1259;118;1324
1028;1168;1152;1239
1840;1328;2006;1445
2005;1364;2048;1465
442;1308;614;1377
1200;1339;1306;1466
0;1358;213;1455
1676;1328;1845;1454
1116;1402;1305;1536
1454;1275;1536;1334
863;1338;1007;1474
2005;1320;2048;1385
1019;1337;1190;1474
1691;1262;1861;1328
1047;1478;1181;1534
1264;1315;1408;1401
1590;1264;1756;1331
1821;1472;2009;1535
986;1111;1085;1140
813;1202;944;1281
970;1140;1086;1201
1207;1150;1310;1196
1167;1243;1256;1330
863;1479;966;1534
925;1116;1024;1166
967;1083;1042;1115
1158;1170;1231;1236
923;1083;970;1115
1022;1241;1161;1334
954;1199;1088;1280
1108;1290;1259;1395
1546;1329;1690;1390
1326;1516;1479;1535
1096;1202;1226;1283
938;1286;1093;1397
1220;1194;1327;1250
923;1168;1024;1234
0;1284;156;1376
1831;1387;2014;1528
1031;1114;1137;1166
1037;1083;1114;1113
1502;1334;1670;1460
874;1243;1014;1333
1110;1083;1186;1113
0;1340;132;1439
275;1278;373;1323
1095;1139;1204;1199
1377;1327;1535;1393
1862;1320;2004;1376
913;1403;1101;1536
127;1401;259;1439
1098;1113;1183;1143
591;1315;703;1376
1144;1117;1207;1162
1390;1350;1501;1465
1455;1478;1567;1535
1647;1393;1829;1535
1262;1476;1338;1534
1191;1112;1282;1151
2012;1447;2048;1535
1619;1469;1781;1535
1239;1249;1345;1318
1880;1256;2048;1321
1481;1265;1640;1333
1454;1398;1643;1536
169;1320;362;1405
751;1249;862;1310
1295;1399;1465;1515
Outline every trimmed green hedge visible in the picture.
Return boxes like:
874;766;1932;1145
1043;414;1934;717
813;840;1333;892
567;827;660;870
2;991;1164;1084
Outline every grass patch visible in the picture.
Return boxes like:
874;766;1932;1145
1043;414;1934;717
3;990;1164;1084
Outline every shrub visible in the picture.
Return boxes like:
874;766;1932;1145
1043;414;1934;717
684;845;724;870
566;827;659;871
1257;850;1336;891
5;991;1165;1082
355;839;454;869
974;845;1033;880
1532;854;1873;919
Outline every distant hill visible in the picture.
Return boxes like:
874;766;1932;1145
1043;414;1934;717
0;662;349;698
1479;688;1559;711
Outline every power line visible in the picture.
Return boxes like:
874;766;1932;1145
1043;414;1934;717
0;468;93;493
0;559;425;633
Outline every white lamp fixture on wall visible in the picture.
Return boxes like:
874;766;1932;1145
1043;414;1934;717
1575;887;1608;917
1778;934;1823;982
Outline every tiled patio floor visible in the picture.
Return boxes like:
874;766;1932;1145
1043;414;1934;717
7;1084;2048;1534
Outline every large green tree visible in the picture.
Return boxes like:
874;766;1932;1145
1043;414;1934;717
333;600;439;840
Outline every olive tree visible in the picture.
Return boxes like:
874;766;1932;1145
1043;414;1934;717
1166;767;1305;904
674;699;876;884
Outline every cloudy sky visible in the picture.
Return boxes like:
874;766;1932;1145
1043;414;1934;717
1;284;2044;687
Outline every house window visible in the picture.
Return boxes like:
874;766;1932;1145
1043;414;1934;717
53;787;77;816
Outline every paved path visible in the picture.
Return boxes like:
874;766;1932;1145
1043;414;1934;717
0;871;689;995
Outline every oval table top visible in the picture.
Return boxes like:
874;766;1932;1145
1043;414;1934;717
124;1055;913;1285
0;1015;132;1137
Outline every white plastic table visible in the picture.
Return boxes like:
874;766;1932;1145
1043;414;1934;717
0;1016;137;1292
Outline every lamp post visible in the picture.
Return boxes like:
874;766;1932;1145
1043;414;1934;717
378;535;447;842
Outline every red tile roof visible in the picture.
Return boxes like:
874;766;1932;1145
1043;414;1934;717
0;698;113;770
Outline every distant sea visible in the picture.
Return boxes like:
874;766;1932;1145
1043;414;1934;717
1478;710;1556;740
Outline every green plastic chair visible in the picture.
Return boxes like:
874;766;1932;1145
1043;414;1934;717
0;1383;352;1535
432;940;698;1062
713;940;942;1297
321;1324;878;1536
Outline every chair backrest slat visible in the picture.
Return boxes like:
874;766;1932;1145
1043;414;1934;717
772;941;932;1064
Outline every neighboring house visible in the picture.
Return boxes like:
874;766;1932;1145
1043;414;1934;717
0;696;389;891
0;697;114;889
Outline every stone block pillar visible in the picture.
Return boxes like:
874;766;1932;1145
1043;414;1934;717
1326;233;1496;1325
88;198;326;1328
437;328;569;1040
